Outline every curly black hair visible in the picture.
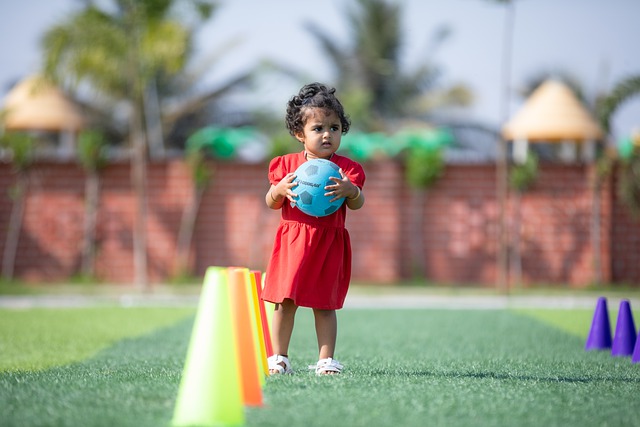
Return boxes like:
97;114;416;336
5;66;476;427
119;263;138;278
285;82;351;137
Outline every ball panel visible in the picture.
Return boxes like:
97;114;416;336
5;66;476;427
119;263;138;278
291;158;345;217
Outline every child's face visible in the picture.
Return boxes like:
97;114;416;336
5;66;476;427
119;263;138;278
296;108;342;160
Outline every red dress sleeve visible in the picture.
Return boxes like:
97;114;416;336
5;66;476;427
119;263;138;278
268;156;287;186
337;156;366;189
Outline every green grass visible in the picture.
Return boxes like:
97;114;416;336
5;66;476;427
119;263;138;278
0;307;194;371
1;307;639;427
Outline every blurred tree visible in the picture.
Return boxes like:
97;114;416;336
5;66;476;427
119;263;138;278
405;147;445;278
174;147;211;280
0;132;34;281
598;75;640;220
41;0;251;287
485;0;516;292
508;152;538;286
598;75;640;135
305;0;471;132
77;130;108;279
617;145;640;220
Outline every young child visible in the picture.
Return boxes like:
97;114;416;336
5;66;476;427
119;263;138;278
262;82;365;375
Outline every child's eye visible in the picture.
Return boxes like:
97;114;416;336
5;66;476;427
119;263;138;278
331;126;340;132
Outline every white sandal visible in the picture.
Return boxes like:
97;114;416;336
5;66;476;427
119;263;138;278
268;354;293;375
309;357;343;375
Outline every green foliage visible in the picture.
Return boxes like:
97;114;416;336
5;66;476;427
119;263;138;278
306;0;469;132
269;131;301;158
405;147;445;189
0;132;34;172
509;152;538;192
77;130;108;172
597;75;640;134
185;148;211;190
41;0;224;146
618;146;640;219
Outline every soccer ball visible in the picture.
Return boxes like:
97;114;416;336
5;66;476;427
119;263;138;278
292;158;345;217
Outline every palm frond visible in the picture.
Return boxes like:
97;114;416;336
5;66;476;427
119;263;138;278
598;75;640;134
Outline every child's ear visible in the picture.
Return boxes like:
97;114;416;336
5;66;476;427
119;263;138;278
295;132;305;143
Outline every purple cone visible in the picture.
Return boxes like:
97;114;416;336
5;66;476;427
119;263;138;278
585;297;612;351
611;300;637;357
632;330;640;364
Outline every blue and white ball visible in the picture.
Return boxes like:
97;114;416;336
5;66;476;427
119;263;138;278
292;158;345;217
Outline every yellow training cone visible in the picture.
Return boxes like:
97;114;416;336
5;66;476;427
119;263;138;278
250;270;270;377
172;267;244;427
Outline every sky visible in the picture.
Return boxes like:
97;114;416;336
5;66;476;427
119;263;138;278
1;0;639;142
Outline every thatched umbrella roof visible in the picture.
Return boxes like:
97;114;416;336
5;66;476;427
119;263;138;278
2;75;85;132
502;79;603;142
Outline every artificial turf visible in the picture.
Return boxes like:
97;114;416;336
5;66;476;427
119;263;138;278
1;307;639;427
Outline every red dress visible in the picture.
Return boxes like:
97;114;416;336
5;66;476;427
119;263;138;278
262;151;366;310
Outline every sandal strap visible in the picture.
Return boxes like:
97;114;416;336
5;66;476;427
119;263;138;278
268;354;293;375
310;357;343;375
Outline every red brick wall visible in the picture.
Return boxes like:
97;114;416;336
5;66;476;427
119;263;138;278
0;159;638;286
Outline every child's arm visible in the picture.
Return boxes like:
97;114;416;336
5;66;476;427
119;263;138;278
345;184;365;211
326;169;365;211
266;172;298;209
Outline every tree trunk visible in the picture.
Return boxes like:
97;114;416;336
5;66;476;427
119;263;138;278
510;191;522;287
127;8;149;290
144;78;165;160
175;184;205;278
81;170;100;277
2;172;27;281
496;0;516;294
131;105;148;290
591;174;602;285
410;188;427;279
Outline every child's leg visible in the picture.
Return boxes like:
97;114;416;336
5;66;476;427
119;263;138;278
313;308;337;360
270;298;298;363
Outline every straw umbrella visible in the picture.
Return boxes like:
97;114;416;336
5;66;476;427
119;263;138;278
2;75;85;156
502;79;604;286
503;79;603;162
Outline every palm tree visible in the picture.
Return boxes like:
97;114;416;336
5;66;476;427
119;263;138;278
598;75;640;220
598;76;640;135
405;147;445;278
174;147;211;280
305;0;471;132
508;152;538;286
77;130;108;279
41;0;250;288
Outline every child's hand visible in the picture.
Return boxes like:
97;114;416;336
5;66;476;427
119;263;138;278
325;168;359;202
273;172;298;204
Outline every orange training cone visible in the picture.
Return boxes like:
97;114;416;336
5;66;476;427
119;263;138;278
228;268;263;406
172;267;244;427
